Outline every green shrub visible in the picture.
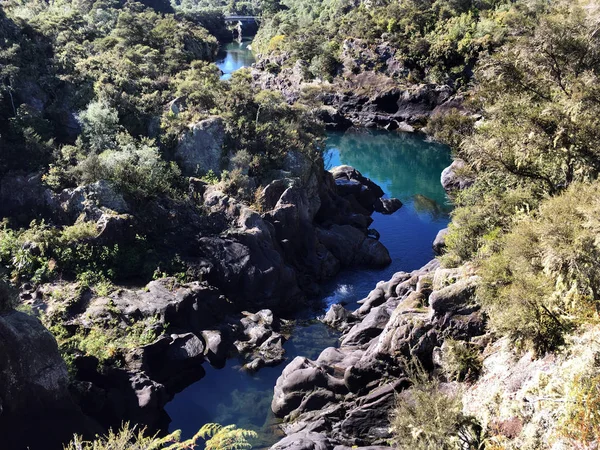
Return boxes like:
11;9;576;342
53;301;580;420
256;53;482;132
50;314;161;367
440;339;482;382
390;377;483;450
478;181;600;354
74;133;183;200
65;422;256;450
0;220;156;285
442;179;541;267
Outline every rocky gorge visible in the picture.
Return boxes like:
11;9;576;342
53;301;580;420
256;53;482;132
0;130;406;449
251;38;467;132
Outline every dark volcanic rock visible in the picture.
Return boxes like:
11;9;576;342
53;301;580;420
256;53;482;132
373;197;402;215
0;311;99;450
270;261;485;447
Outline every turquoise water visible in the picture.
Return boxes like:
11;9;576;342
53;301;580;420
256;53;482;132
321;129;452;309
165;129;452;447
216;39;255;80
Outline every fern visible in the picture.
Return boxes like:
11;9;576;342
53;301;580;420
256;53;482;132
64;422;256;450
195;423;257;450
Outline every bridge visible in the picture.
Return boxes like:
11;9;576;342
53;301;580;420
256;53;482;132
224;15;260;22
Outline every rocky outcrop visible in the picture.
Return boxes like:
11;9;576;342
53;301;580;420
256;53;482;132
0;311;99;450
251;45;457;131
0;173;130;226
330;165;401;215
175;116;225;176
340;39;408;80
0;172;56;220
432;227;448;255
234;309;288;372
325;83;454;130
441;159;474;193
270;261;484;447
252;53;312;104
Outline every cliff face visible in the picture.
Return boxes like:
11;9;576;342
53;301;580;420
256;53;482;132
251;39;468;132
268;260;484;448
0;311;101;450
1;142;403;441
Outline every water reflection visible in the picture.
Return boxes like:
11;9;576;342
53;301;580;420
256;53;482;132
326;129;452;213
216;39;255;80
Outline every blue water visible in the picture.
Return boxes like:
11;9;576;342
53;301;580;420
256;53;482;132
321;128;452;310
165;129;452;447
216;39;255;80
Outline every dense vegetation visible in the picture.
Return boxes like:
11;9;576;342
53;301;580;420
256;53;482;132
65;422;257;450
433;0;600;354
0;0;322;286
253;0;532;84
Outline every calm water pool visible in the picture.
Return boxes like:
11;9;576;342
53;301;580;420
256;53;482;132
165;129;452;447
216;39;255;80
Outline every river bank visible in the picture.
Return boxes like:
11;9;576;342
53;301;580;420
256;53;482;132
165;127;452;447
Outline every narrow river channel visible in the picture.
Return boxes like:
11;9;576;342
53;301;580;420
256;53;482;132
165;40;452;449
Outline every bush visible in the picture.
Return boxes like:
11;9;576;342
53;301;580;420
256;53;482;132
74;133;182;200
0;220;156;285
478;181;600;354
442;178;541;266
390;377;483;450
65;422;257;450
441;339;482;382
559;372;600;445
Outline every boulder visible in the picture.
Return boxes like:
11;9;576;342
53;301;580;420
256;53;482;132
272;357;345;419
316;106;353;130
271;431;337;450
322;304;356;332
373;198;402;215
59;180;129;222
86;279;233;333
128;333;206;394
317;225;391;268
0;311;97;450
176;116;225;176
432;227;448;255
202;330;230;369
235;309;287;371
340;305;390;347
428;277;479;319
330;166;385;214
0;172;56;220
441;159;474;193
198;236;302;310
95;213;136;244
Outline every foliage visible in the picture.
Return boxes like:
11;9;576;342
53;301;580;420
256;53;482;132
559;371;600;445
221;70;324;178
253;0;521;85
0;220;157;284
390;363;484;450
198;423;257;450
65;422;256;450
49;314;161;366
65;424;187;450
440;339;482;382
444;0;600;265
478;181;600;354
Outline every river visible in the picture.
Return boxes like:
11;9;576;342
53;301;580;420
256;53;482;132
216;38;255;80
166;41;452;449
